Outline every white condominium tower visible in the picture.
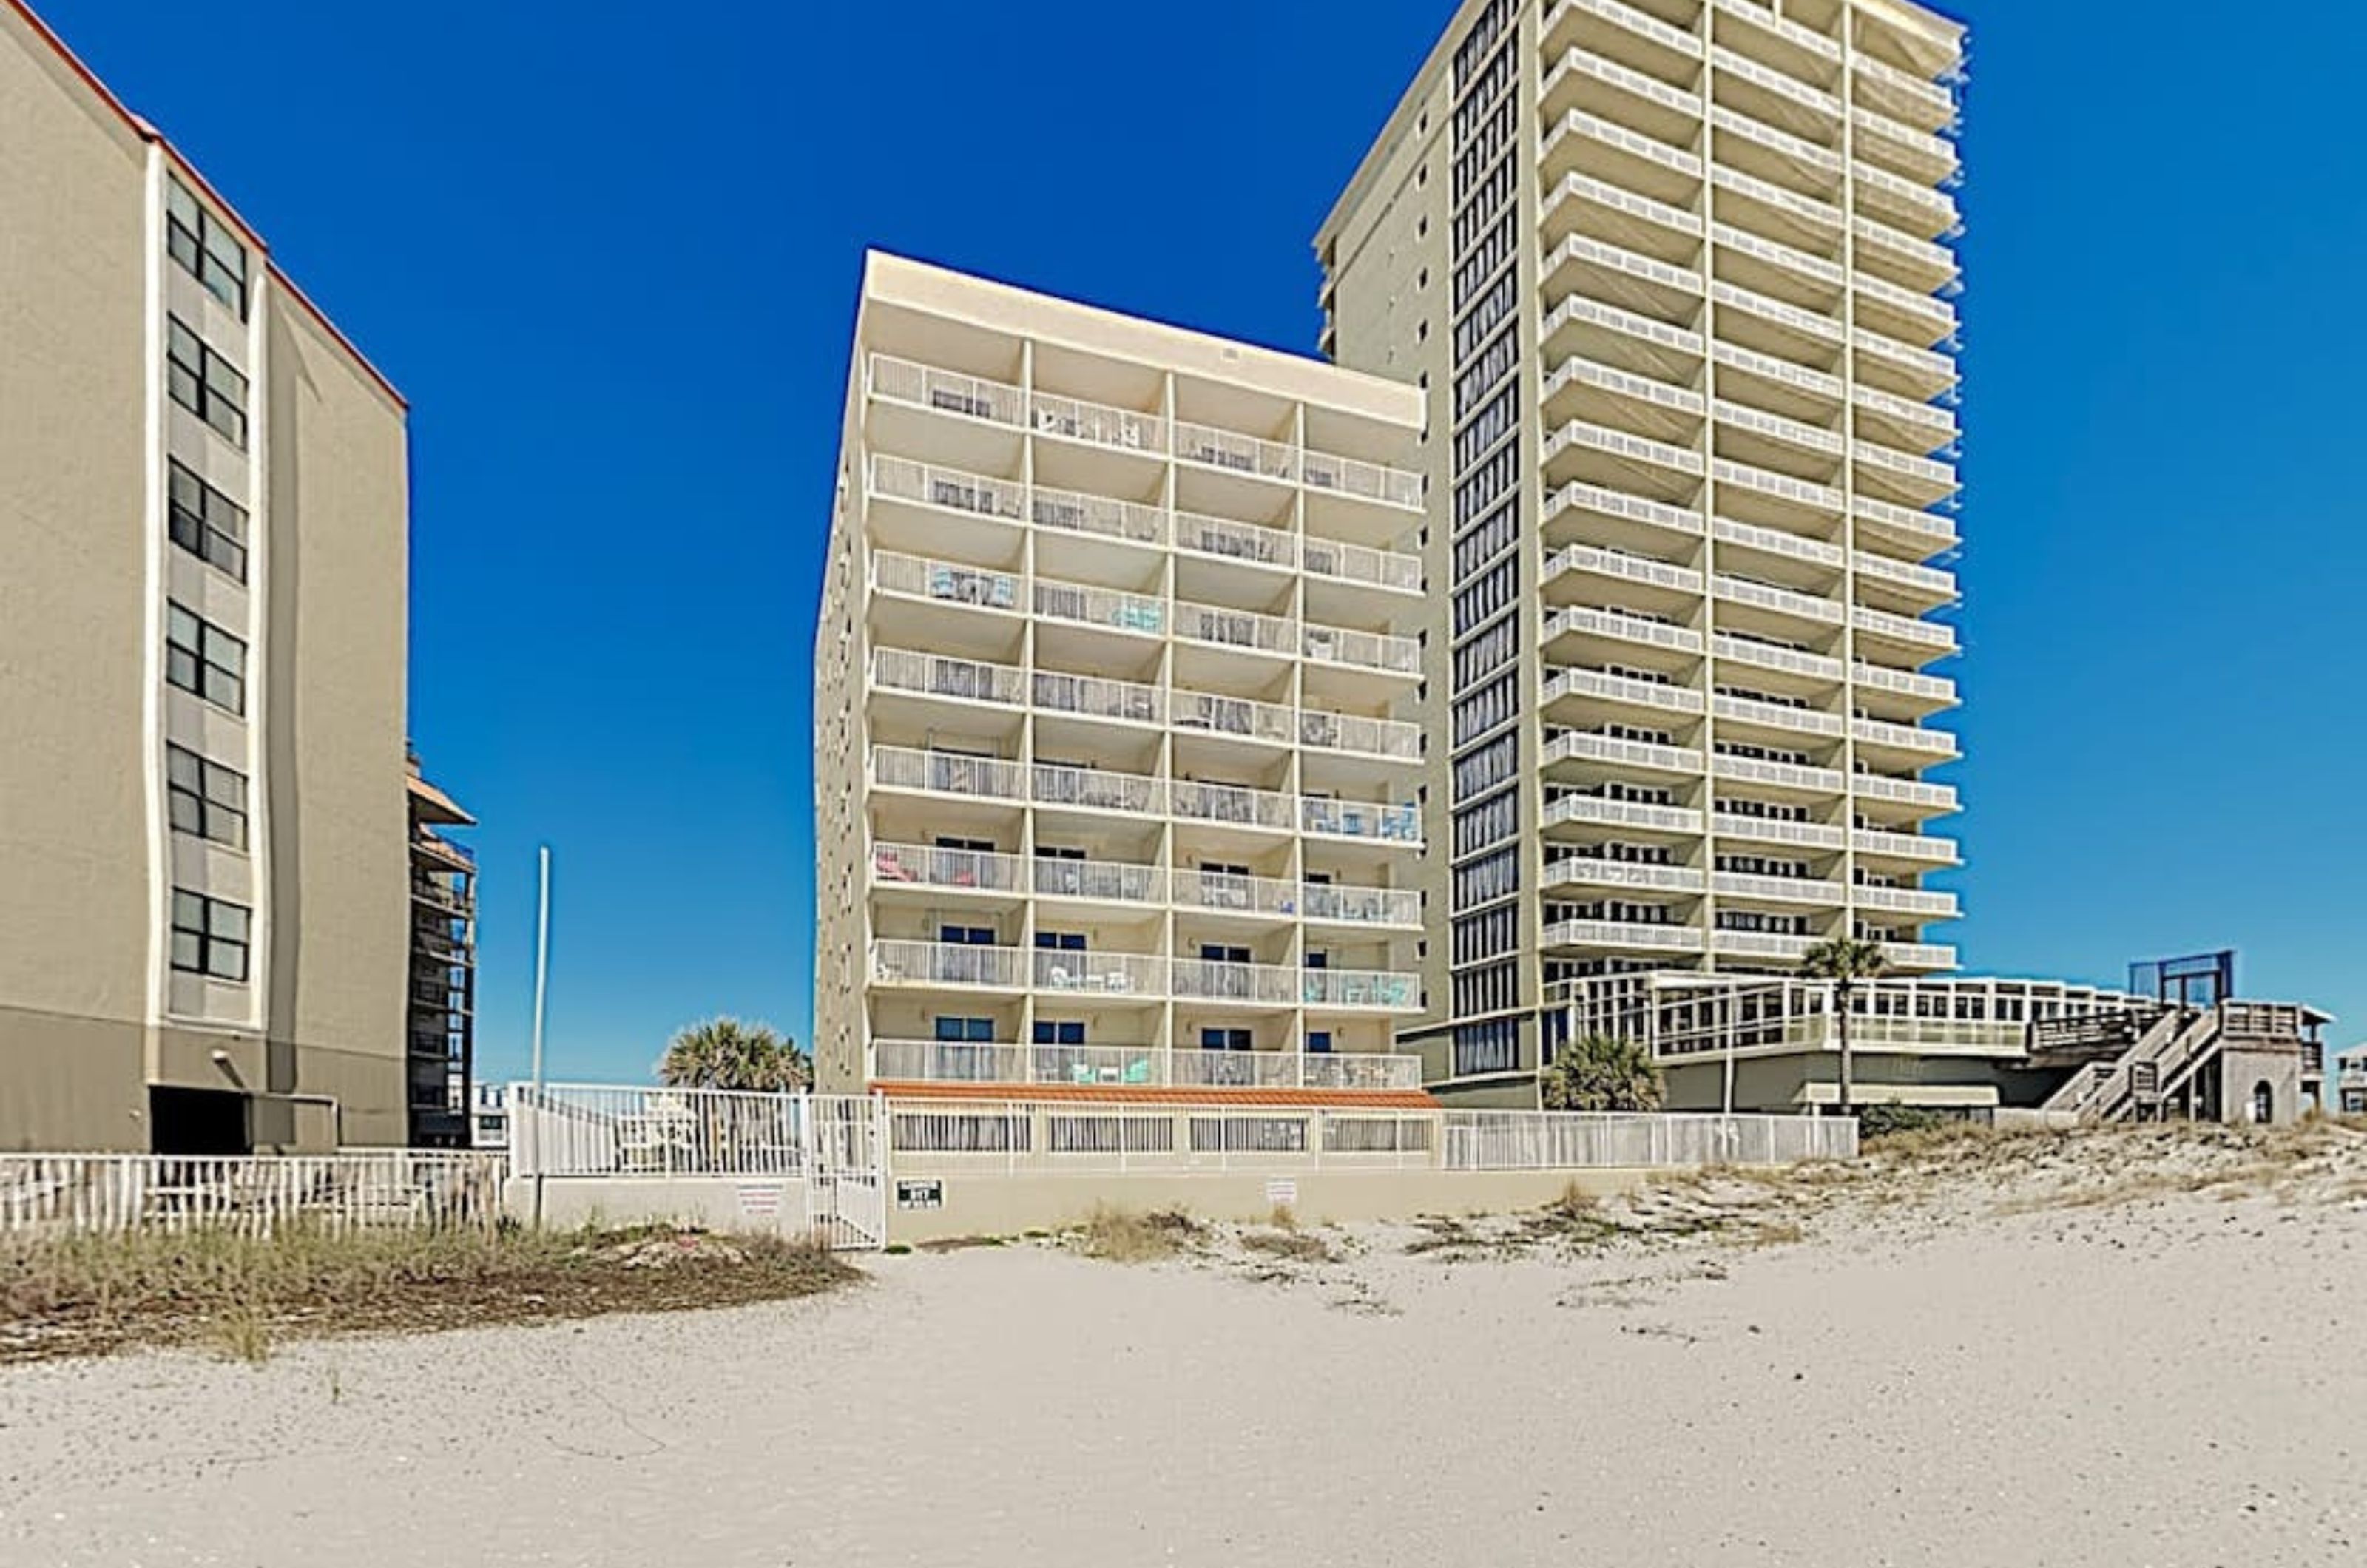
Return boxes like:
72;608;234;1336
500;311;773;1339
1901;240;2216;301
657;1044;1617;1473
812;254;1433;1103
1316;0;1968;1092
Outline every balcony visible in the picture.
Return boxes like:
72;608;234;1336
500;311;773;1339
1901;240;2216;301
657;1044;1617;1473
1175;510;1296;572
1712;928;1814;962
1544;604;1705;662
1851;214;1957;296
1853;441;1959;510
1851;772;1959;816
870;649;1027;712
1542;109;1706;207
1542;232;1706;330
1542;421;1705;501
1172;868;1300;921
868;1039;1426;1092
1175;420;1296;484
1302;968;1424;1013
1542;46;1704;144
1854;884;1961;920
1302;535;1422;596
1709;103;1844;199
1709;46;1840;138
1033;760;1164;817
871;841;1027;898
1713;458;1843;529
1540;729;1704;779
1881;942;1959;972
1300;883;1422;930
1544;172;1702;266
1544;792;1706;838
871;939;1027;991
868;354;1025;428
1712;222;1846;311
1544;919;1708;955
1542;291;1706;384
1542;0;1704;84
1543;481;1707;555
1544;857;1708;897
1540;351;1705;444
1297;450;1422;512
1301;708;1422;763
1715;515;1844;576
1854;330;1959;404
1036;669;1166;729
1852;53;1956;135
1851;604;1959;661
1712;811;1847;851
1854;496;1959;560
1542;664;1707;722
1852;828;1961;866
1709;0;1840;78
871;745;1026;803
411;874;473;916
1711;276;1845;361
1853;382;1958;454
1854;272;1957;351
1169;687;1293;748
1171;599;1294;658
1854;160;1960;243
1029;481;1168;551
1851;660;1958;710
1713;632;1845;687
1712;750;1846;797
1717;871;1846;907
1172;960;1303;1008
1710;344;1843;428
1033;856;1166;908
1302;624;1422;678
1035;950;1166;998
1029;386;1168;458
1714;691;1846;740
1851;715;1959;761
1301;797;1424;847
1545;540;1705;600
1714;573;1844;628
1171;779;1296;834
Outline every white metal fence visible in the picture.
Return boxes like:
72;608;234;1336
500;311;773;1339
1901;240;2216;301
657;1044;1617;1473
1442;1112;1857;1171
885;1099;1440;1176
507;1083;812;1177
0;1151;507;1237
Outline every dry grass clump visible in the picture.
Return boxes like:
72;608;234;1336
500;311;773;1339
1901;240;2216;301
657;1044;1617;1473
1241;1229;1334;1264
1076;1206;1203;1264
0;1222;857;1365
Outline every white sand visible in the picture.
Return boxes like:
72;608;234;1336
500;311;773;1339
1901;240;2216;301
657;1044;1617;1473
4;1126;2366;1567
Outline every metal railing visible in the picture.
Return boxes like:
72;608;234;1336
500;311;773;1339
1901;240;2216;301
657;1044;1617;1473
1443;1111;1855;1171
1540;730;1703;775
1851;716;1958;757
1033;762;1165;816
871;746;1026;802
1171;778;1298;831
1713;632;1846;683
1028;388;1167;454
885;1101;1437;1176
1172;960;1305;1007
1301;797;1424;844
1544;794;1706;835
1030;483;1166;547
1303;624;1422;675
868;354;1024;427
871;647;1027;706
1034;670;1165;726
1034;578;1167;637
1299;448;1424;510
1300;882;1422;927
0;1152;506;1237
1173;689;1295;745
1034;950;1166;997
1545;605;1705;658
871;939;1027;989
1173;600;1296;655
1544;856;1709;896
1172;868;1300;918
867;453;1026;520
1851;828;1959;864
1300;708;1423;760
1302;970;1422;1010
1544;919;1708;953
1175;421;1296;481
1175;510;1297;570
1715;692;1846;737
871;841;1026;894
1302;535;1422;594
1715;573;1846;624
508;1084;809;1178
1541;666;1707;714
1033;857;1165;905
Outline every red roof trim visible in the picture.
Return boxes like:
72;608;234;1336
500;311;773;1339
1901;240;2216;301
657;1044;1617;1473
6;0;408;411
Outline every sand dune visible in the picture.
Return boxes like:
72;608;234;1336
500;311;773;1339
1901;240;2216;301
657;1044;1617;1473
2;1124;2363;1567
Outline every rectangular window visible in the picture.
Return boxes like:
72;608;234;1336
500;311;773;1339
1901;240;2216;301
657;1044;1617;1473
166;178;249;317
166;317;249;447
169;889;251;981
166;462;249;581
165;745;248;850
164;601;246;713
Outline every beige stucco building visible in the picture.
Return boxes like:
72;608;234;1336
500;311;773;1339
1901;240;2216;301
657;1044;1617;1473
1;0;416;1152
1315;0;1969;1097
811;254;1436;1106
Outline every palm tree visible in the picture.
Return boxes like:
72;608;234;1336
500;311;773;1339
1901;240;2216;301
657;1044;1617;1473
658;1018;811;1093
1799;936;1888;1115
1539;1033;1665;1113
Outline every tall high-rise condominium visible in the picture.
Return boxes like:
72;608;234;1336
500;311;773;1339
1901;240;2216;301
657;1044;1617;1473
1;0;429;1152
1316;0;1968;1095
812;254;1436;1104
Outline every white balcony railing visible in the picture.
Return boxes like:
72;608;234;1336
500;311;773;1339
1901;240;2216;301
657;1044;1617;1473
1545;421;1706;477
1546;481;1706;538
1168;1050;1303;1090
1173;689;1295;746
868;354;1025;427
1716;871;1846;905
1302;969;1423;1011
1541;352;1706;420
1544;605;1706;658
1300;450;1424;510
1029;482;1167;547
1714;632;1846;684
1034;950;1166;997
1172;869;1300;919
1033;858;1166;905
1881;942;1959;970
1544;857;1709;896
1303;624;1422;676
1711;340;1845;405
1301;709;1423;761
1545;919;1708;953
1715;692;1846;738
1544;794;1706;836
1028;388;1167;456
1172;961;1303;1007
1303;535;1422;594
1547;541;1706;596
872;550;1022;611
1300;883;1422;927
1172;601;1297;656
1715;458;1844;516
1539;729;1704;776
1542;666;1706;716
871;746;1026;802
868;453;1026;521
1545;0;1704;63
1713;929;1814;960
1851;716;1959;757
1035;578;1167;638
1175;421;1295;482
1175;511;1297;570
1711;44;1840;121
1545;109;1706;183
871;648;1027;706
1172;780;1297;832
1302;797;1425;845
1542;291;1707;362
1033;670;1165;726
1714;811;1848;851
1546;172;1700;249
1852;604;1959;656
1544;232;1707;304
871;842;1025;895
1715;514;1845;570
1033;761;1166;816
1852;828;1961;865
1715;574;1846;625
1711;277;1844;346
871;940;1027;990
1709;166;1843;240
1300;1052;1425;1091
1713;751;1846;794
1712;221;1848;291
1853;884;1960;919
1545;43;1705;121
1715;398;1846;456
1851;772;1958;813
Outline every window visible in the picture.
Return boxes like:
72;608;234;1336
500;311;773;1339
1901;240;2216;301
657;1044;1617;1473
166;179;249;317
166;462;249;581
933;1017;996;1043
165;601;246;713
166;745;248;849
166;317;249;447
169;889;250;981
1306;1031;1334;1054
1032;1021;1087;1046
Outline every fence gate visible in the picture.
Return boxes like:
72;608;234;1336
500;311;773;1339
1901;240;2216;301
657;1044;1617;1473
804;1095;889;1249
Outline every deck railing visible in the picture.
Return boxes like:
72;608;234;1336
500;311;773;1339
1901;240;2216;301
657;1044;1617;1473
0;1151;506;1237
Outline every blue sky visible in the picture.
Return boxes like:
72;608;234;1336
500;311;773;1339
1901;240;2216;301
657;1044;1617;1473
41;0;2364;1080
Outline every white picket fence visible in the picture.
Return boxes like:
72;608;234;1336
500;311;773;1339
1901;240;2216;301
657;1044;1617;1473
1442;1111;1857;1171
0;1151;507;1237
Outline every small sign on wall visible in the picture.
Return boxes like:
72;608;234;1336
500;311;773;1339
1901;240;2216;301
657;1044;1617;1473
897;1178;944;1211
1265;1178;1298;1206
737;1184;784;1219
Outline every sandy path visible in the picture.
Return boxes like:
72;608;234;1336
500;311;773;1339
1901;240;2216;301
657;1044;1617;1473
3;1175;2364;1566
